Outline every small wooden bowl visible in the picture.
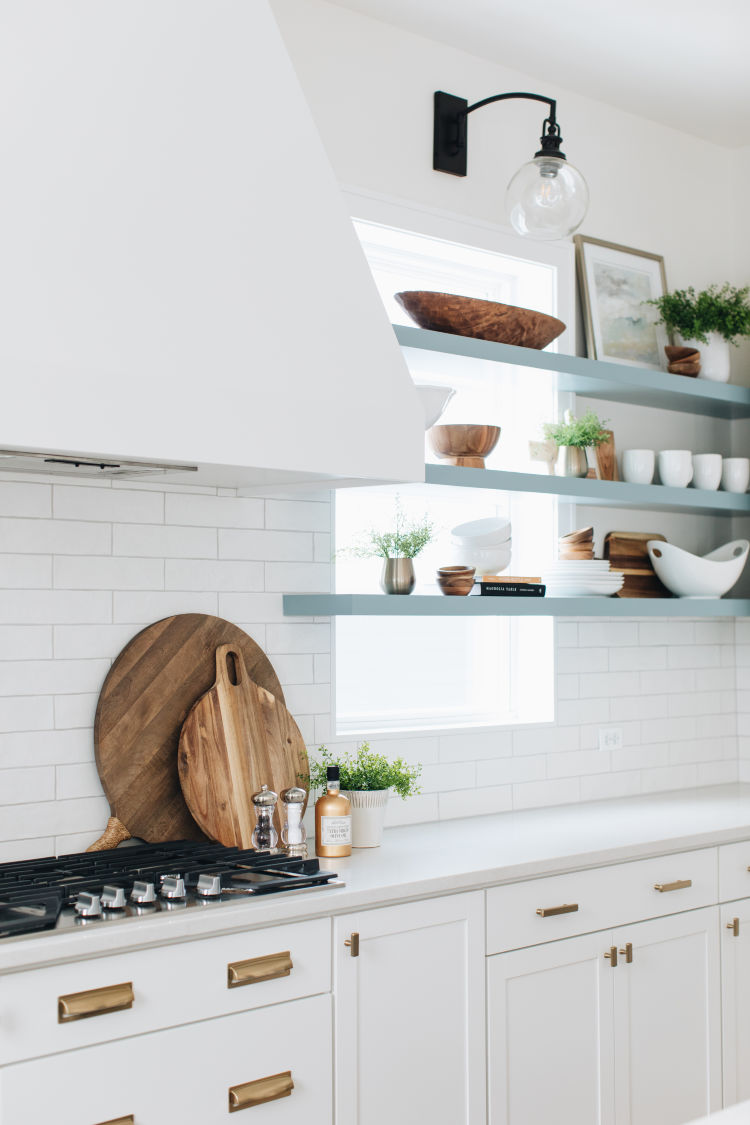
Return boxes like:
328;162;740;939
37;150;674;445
395;291;566;350
437;565;476;597
429;424;501;469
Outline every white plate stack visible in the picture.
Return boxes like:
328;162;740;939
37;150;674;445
542;560;625;598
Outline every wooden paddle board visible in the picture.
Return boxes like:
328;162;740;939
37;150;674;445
178;645;309;848
90;615;285;850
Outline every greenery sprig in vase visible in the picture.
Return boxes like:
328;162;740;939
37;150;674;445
647;284;750;382
349;502;434;594
543;409;609;478
308;743;422;848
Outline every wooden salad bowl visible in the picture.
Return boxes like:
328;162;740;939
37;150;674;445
437;565;476;596
429;423;501;469
395;291;566;350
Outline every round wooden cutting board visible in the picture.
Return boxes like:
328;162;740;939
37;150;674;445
178;644;309;848
90;614;285;849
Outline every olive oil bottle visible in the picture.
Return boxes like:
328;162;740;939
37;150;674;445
315;765;352;858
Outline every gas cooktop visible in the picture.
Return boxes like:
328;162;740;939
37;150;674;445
0;840;341;941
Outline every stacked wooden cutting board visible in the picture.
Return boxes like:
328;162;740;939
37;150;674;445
603;532;671;598
90;614;309;851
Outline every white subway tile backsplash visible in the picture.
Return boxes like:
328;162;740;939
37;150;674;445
577;671;641;698
113;591;218;622
0;517;111;555
580;771;641;801
0;696;54;732
54;694;98;730
476;755;546;786
266;623;330;653
0;660;109;698
114;524;217;558
165;559;264;592
264;562;330;593
219;529;313;561
0;729;93;767
512;777;580;811
579;622;638;647
609;646;667;671
0;625;53;660
265;499;331;532
56;761;104;800
0;591;111;624
438;785;512;819
0;482;51;519
667;644;721;668
54;556;163;590
639;621;695;646
439;730;513;762
54;485;163;524
0;766;55;805
0;555;52;588
53;625;139;660
165;493;263;529
0;796;110;841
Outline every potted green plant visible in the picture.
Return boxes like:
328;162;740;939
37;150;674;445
647;284;750;383
309;743;422;848
543;409;609;478
351;503;434;594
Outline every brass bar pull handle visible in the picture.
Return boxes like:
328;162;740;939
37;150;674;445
604;946;618;968
619;942;633;963
653;879;692;893
344;932;360;957
228;1070;294;1112
536;903;579;918
227;951;293;989
94;1117;134;1125
727;918;740;937
58;982;134;1024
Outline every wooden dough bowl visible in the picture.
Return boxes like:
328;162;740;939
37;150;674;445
395;291;566;350
429;423;500;469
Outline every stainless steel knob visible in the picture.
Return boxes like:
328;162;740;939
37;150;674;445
160;875;186;900
74;891;102;917
101;885;127;910
130;880;156;904
196;873;223;898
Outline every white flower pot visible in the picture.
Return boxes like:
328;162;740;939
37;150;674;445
677;332;731;383
342;789;390;848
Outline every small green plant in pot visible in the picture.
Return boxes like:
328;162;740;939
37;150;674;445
349;502;434;595
647;284;750;383
543;409;609;478
309;743;422;848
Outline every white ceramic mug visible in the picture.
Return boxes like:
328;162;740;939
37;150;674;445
658;449;693;488
721;457;750;494
692;453;723;491
621;449;655;485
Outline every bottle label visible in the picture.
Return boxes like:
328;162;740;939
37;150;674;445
320;814;352;846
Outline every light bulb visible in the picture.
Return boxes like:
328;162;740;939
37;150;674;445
506;155;589;241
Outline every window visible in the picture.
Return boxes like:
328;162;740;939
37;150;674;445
334;215;566;736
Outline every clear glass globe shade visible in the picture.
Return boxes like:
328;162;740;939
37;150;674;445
506;156;589;241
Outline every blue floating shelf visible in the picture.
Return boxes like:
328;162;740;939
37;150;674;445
395;324;750;420
424;464;750;517
283;594;750;618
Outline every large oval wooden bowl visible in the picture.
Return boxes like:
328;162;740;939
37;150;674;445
395;291;566;349
429;424;501;469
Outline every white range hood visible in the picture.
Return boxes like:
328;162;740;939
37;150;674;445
0;0;424;489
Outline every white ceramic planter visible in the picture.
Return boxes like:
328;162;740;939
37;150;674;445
678;332;731;383
343;789;390;848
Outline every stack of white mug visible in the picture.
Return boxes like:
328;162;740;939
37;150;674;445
621;449;750;493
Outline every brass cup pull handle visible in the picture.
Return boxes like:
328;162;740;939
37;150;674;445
58;982;134;1024
604;946;618;968
229;1071;294;1112
653;879;692;893
619;942;633;963
536;903;579;918
728;918;740;937
344;932;360;957
94;1117;134;1125
227;951;293;989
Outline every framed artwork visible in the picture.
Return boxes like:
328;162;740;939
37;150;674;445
574;235;671;369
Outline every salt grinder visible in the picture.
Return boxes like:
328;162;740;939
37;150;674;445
251;784;278;851
281;786;308;858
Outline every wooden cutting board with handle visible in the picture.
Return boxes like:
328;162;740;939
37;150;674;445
178;644;309;848
90;615;285;850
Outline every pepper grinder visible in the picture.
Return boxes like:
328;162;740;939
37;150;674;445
251;784;278;852
281;786;308;858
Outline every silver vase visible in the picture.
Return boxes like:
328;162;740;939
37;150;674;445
381;558;416;595
555;445;589;478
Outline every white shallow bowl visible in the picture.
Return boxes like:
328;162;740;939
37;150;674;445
456;541;512;577
545;582;624;597
415;384;456;430
451;516;512;548
647;539;749;598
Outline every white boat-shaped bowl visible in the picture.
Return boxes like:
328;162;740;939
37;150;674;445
647;539;749;598
414;384;456;430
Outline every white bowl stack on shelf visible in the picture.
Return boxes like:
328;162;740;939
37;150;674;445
542;560;625;598
451;517;512;576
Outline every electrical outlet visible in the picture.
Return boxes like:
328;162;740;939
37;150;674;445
598;727;623;751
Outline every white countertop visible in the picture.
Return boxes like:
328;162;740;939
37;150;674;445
688;1102;750;1123
4;783;750;975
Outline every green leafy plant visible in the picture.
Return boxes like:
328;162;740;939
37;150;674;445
543;409;609;449
646;284;750;346
307;742;422;799
349;501;434;559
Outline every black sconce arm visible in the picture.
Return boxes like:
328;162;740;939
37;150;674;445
433;90;564;177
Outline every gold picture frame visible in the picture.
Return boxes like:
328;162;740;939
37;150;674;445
574;234;672;370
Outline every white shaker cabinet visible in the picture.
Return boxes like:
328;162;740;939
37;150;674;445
333;891;485;1125
721;900;750;1107
488;908;721;1125
487;930;616;1125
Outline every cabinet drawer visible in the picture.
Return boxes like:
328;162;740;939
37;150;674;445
719;841;750;902
486;849;718;954
0;993;332;1125
0;917;330;1065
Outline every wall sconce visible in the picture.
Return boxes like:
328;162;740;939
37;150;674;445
433;90;589;241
